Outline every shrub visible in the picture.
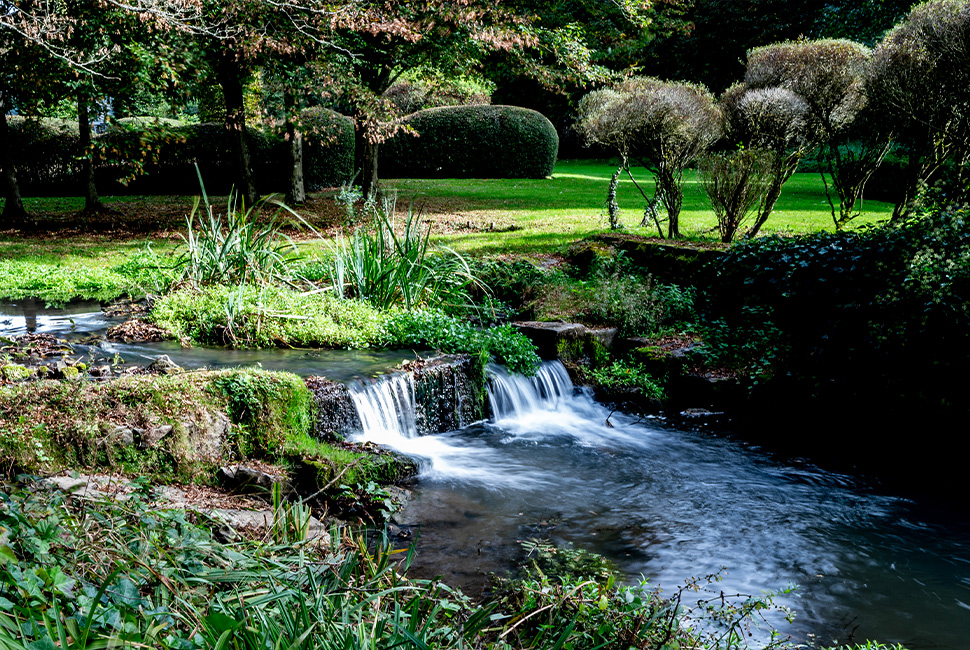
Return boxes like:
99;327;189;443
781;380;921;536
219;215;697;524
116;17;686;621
7;112;354;197
5;117;81;195
576;77;721;237
705;206;970;411
700;148;774;242
381;309;540;375
297;106;356;189
589;360;666;399
379;104;558;179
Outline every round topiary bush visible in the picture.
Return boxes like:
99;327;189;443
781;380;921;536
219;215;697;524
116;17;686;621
6;117;81;195
297;107;355;190
379;105;558;179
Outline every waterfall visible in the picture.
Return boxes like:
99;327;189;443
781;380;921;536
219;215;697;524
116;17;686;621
486;361;575;420
348;373;418;439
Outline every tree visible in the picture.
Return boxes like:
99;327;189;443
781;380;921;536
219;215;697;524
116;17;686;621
746;39;893;230
865;0;970;220
720;84;814;237
577;77;720;238
700;147;773;242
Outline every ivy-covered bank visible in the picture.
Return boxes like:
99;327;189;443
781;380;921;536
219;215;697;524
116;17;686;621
0;368;410;492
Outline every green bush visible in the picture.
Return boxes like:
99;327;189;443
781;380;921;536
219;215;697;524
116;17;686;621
8;111;354;197
5;117;81;194
380;104;559;179
589;360;665;399
380;309;540;375
294;106;355;190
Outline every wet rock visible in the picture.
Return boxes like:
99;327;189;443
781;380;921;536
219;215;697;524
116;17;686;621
218;464;292;495
148;355;182;375
413;355;487;433
305;377;362;439
514;321;587;360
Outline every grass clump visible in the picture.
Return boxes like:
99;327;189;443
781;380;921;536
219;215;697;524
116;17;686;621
382;309;540;375
328;203;482;312
151;285;385;348
588;360;666;400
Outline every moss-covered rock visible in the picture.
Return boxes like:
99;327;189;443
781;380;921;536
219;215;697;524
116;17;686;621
1;364;33;382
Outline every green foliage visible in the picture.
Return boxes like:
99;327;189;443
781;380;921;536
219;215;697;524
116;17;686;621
5;117;80;196
328;202;482;312
588;360;665;399
705;206;970;409
6;115;354;198
380;105;559;179
212;370;314;455
151;285;385;348
176;181;301;288
381;310;540;375
0;484;494;650
494;541;797;650
0;247;176;305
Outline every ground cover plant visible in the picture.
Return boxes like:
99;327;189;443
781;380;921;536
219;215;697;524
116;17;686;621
0;481;905;650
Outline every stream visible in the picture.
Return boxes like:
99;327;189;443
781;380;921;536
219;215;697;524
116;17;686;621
3;301;969;648
350;363;970;650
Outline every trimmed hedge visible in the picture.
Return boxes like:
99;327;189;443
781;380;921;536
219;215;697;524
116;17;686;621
4;108;354;197
6;117;81;195
379;105;559;179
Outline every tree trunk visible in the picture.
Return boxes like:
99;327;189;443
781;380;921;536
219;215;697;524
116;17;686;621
284;90;305;205
77;91;103;213
0;93;30;229
360;137;380;199
216;55;257;208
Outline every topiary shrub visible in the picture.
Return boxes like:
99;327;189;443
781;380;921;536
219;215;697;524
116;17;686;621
290;106;355;190
379;104;558;179
6;117;81;195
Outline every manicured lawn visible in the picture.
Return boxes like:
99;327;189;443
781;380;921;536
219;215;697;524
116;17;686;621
1;159;895;266
383;160;894;254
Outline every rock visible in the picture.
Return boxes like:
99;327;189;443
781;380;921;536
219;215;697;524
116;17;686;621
514;321;588;360
108;425;135;446
305;377;362;440
218;465;292;494
183;410;230;461
61;366;81;380
139;424;173;448
148;355;182;375
1;364;33;382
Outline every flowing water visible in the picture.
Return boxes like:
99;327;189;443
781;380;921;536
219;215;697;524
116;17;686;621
0;299;420;381
6;301;970;648
349;362;970;650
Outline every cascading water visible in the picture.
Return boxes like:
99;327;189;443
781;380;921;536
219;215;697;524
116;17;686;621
348;373;418;441
353;360;970;650
486;361;574;420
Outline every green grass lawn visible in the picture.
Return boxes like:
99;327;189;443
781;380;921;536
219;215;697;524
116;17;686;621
1;160;895;268
383;160;894;255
